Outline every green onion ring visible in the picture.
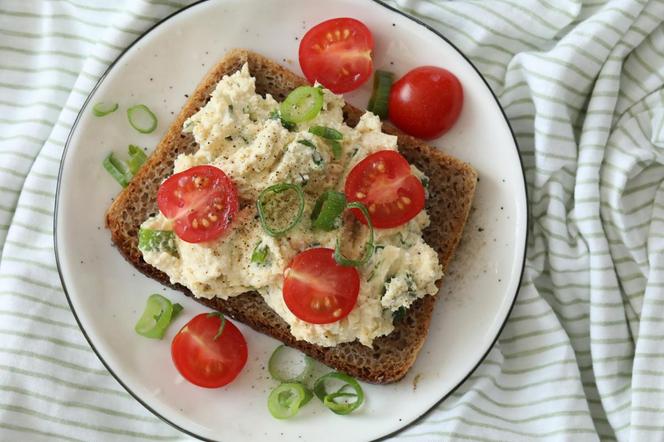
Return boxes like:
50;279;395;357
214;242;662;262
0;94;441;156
257;183;305;237
334;202;374;267
251;242;269;264
367;70;395;119
127;104;158;134
268;345;314;383
127;144;147;175
92;102;119;117
311;190;346;231
267;382;312;419
138;228;178;256
134;294;182;339
313;372;364;415
309;125;343;140
102;152;131;188
280;86;324;124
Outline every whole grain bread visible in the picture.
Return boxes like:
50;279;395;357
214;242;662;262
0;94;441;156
106;49;477;384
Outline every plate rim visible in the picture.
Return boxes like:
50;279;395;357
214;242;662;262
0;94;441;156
53;1;529;440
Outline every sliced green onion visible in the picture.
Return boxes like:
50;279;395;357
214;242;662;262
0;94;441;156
134;294;182;339
138;228;178;256
268;109;296;131
251;242;269;264
334;202;374;267
268;382;312;419
329;140;342;160
257;183;305;237
172;303;183;319
298;139;324;165
280;86;323;124
127;144;147;175
127;104;158;134
392;306;407;322
298;139;316;148
309;125;343;140
311;191;346;231
103;152;132;187
92;102;118;117
268;345;314;383
310;126;343;159
313;372;364;415
367;70;395;119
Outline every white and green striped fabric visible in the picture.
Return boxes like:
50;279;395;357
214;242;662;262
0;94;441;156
1;0;663;440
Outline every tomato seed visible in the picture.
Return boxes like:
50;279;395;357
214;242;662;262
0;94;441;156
356;192;366;198
192;219;199;229
369;204;376;213
201;218;210;228
376;162;385;172
208;213;218;222
333;308;342;318
401;196;411;205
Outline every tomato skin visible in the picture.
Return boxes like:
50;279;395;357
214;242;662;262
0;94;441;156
389;66;463;139
344;150;425;229
299;17;374;93
157;165;238;244
283;248;360;324
171;313;248;388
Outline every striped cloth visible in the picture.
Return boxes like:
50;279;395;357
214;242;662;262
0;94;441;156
1;0;663;440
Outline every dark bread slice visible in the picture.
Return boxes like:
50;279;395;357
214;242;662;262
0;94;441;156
106;49;477;384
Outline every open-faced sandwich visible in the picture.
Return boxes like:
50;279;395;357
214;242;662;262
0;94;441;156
106;46;476;385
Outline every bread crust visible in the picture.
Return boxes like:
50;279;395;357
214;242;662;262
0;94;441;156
106;49;477;383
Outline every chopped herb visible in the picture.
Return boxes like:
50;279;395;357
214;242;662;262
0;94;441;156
420;176;430;188
405;273;416;292
312;150;323;165
329;140;342;160
309;126;343;159
298;139;316;148
309;125;343;140
393;307;407;322
269;109;296;130
298;139;323;165
251;243;269;264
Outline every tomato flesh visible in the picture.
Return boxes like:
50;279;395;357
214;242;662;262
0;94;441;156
299;17;374;93
283;248;360;324
344;150;425;229
157;165;238;243
389;66;463;139
171;313;248;388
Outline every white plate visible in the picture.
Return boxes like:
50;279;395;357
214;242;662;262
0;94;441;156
55;1;527;440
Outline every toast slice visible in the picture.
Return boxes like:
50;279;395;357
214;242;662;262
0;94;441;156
106;49;477;384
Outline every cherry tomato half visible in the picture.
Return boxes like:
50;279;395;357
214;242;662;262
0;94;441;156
171;313;248;388
157;165;239;243
283;248;360;324
299;17;374;94
389;66;463;139
344;150;425;229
